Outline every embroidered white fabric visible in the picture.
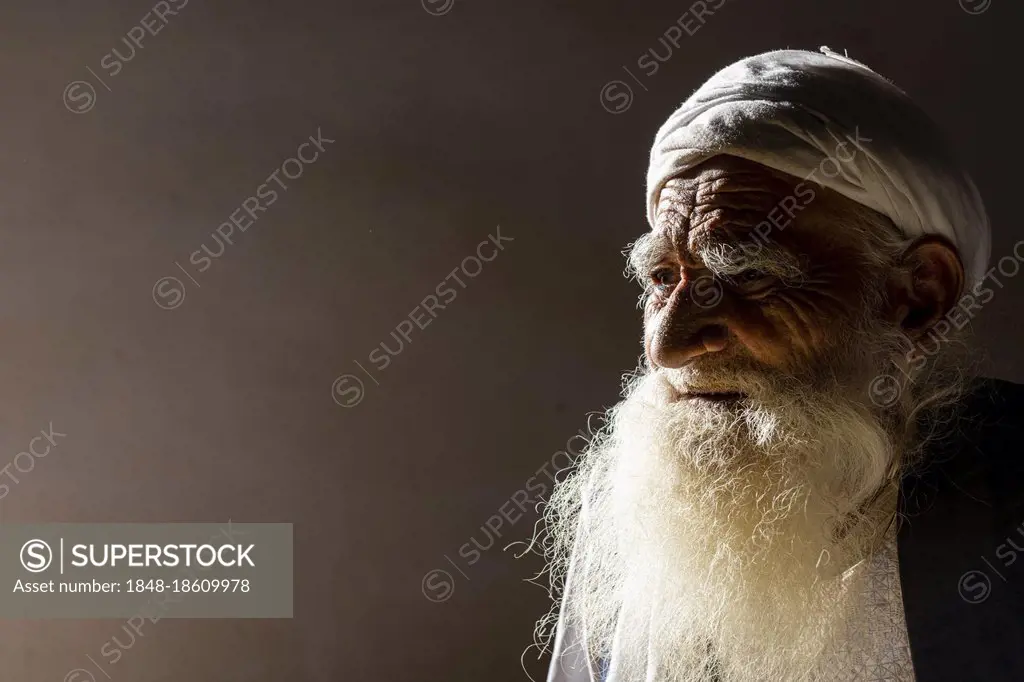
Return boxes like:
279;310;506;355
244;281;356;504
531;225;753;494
811;522;916;682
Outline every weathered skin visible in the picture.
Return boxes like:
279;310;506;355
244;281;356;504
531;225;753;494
636;155;964;398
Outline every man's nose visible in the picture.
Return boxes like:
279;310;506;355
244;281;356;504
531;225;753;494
647;284;730;369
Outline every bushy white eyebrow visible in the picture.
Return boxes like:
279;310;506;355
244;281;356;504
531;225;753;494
623;232;672;286
624;233;806;285
698;242;806;282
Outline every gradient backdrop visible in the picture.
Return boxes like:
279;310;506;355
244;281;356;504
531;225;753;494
0;0;1019;680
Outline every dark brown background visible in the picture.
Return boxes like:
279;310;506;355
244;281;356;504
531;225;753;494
0;0;1019;680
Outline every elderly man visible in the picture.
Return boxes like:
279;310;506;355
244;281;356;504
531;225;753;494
543;48;1024;682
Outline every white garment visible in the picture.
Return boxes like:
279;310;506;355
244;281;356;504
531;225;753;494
546;522;916;681
646;47;990;288
812;523;916;682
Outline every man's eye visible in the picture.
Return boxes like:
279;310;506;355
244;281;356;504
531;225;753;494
649;267;680;292
727;269;769;286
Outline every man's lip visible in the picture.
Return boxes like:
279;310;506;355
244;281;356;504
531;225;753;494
679;391;745;402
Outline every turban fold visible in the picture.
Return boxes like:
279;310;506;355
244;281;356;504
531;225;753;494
646;47;990;287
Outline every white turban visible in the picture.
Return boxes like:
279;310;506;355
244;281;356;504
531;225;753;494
646;47;990;287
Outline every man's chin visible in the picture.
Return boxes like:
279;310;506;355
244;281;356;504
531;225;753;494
677;392;747;409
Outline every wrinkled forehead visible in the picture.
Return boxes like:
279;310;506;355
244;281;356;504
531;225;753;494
651;155;820;261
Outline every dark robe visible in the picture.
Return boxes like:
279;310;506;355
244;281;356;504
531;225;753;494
898;376;1024;681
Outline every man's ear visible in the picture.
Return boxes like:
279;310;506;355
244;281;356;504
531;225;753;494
885;235;965;339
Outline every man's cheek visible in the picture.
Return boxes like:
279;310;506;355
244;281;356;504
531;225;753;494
751;308;816;369
643;329;655;362
643;316;664;354
643;299;662;330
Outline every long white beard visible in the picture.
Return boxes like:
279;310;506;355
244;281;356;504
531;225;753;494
545;367;904;682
